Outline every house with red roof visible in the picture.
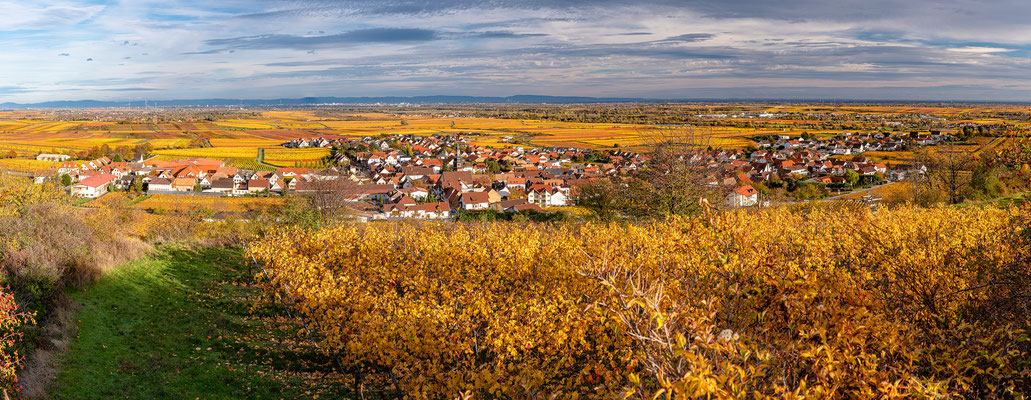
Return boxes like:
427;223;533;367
527;185;568;207
248;179;270;193
726;185;759;208
172;178;197;191
459;191;490;210
70;174;116;198
57;161;78;175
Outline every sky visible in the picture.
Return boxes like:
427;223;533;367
2;0;1031;103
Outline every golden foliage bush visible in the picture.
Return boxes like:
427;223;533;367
250;203;1031;399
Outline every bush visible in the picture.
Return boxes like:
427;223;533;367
0;176;153;392
251;203;1031;399
454;209;567;223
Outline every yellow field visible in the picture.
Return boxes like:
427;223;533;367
213;120;276;130
80;192;141;208
263;148;329;159
130;194;285;213
859;151;917;164
209;139;282;147
262;147;330;167
0;107;1025;172
153;147;258;159
0;159;61;173
840;182;914;201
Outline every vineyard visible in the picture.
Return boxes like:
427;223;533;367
0;159;60;173
262;147;330;168
130;194;285;214
249;203;1031;399
0;107;1027;169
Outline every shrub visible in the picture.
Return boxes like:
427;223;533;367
250;203;1031;399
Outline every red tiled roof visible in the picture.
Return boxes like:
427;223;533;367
461;191;490;204
733;185;757;196
75;174;116;188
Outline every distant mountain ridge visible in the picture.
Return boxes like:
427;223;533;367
4;96;1027;109
0;95;660;109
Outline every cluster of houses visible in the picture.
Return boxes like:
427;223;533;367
34;133;646;220
282;137;337;148
36;156;326;199
708;147;924;207
49;157;302;199
755;131;954;155
312;134;649;219
26;129;943;219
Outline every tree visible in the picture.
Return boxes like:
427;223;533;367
282;177;294;194
61;174;72;187
966;161;1003;200
844;170;860;188
130;176;143;193
289;179;359;227
918;143;974;204
133;143;154;161
576;179;619;220
619;126;725;216
485;160;500;173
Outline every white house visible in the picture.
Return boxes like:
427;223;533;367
527;186;568;207
70;174;116;198
400;186;430;201
148;178;173;192
208;178;235;194
726;185;759;207
36;154;71;162
460;191;490;210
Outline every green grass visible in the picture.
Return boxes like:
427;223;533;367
50;246;350;399
126;194;151;206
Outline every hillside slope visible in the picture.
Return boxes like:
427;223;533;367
49;246;349;399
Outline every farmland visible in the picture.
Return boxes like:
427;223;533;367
0;104;1026;171
81;192;286;214
0;104;1028;400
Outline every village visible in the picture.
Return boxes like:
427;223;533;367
22;130;950;219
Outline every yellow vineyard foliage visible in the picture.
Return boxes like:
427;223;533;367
0;175;68;217
249;203;1031;399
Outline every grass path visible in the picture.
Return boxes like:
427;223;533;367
49;246;349;399
256;148;278;169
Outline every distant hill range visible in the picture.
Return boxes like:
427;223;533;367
0;95;664;109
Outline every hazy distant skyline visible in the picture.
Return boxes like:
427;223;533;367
2;0;1031;102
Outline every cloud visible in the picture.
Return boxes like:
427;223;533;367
465;31;548;39
0;2;105;31
661;33;714;43
0;86;29;94
181;49;223;55
3;0;1031;102
95;88;159;91
947;46;1015;54
203;28;440;50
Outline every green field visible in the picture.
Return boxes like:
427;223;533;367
50;246;350;399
